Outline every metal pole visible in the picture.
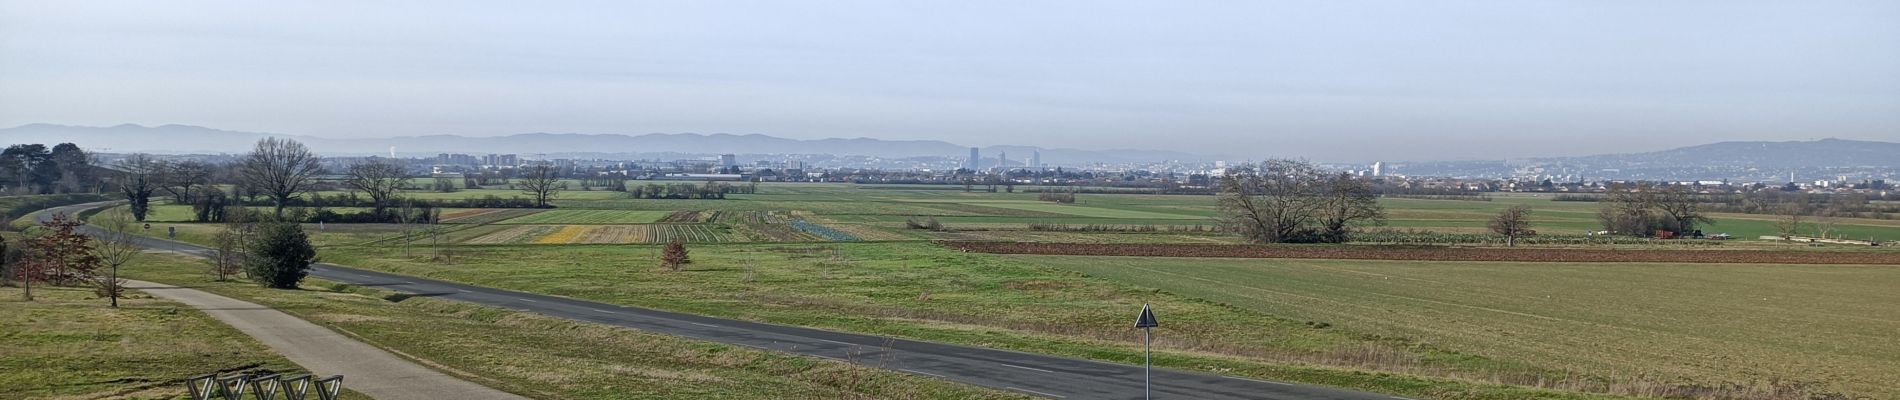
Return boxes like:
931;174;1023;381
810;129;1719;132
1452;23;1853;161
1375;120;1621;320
1143;326;1151;400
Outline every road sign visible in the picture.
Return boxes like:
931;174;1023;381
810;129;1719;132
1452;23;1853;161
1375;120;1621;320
1135;304;1157;399
1134;304;1158;328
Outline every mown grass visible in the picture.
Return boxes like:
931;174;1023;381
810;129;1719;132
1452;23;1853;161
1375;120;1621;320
1014;255;1900;399
0;284;369;400
320;242;1627;399
120;254;1031;399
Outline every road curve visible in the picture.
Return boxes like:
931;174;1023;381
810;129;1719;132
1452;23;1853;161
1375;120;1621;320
43;202;1407;400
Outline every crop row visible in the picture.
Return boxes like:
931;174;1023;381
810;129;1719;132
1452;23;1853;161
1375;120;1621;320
941;242;1900;264
463;224;735;244
790;220;859;241
442;209;545;225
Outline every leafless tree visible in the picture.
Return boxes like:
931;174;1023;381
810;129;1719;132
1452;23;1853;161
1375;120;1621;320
517;164;562;207
1651;184;1714;234
160;160;215;203
1315;172;1384;241
1488;205;1535;246
1217;159;1327;243
89;208;142;308
239;137;323;218
1774;202;1806;238
1813;206;1841;239
207;227;245;281
114;154;162;221
1597;183;1652;236
343;159;411;215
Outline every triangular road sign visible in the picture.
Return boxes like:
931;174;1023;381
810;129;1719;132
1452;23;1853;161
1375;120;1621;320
1134;304;1158;328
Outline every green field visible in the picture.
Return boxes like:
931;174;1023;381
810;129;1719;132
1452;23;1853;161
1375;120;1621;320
118;254;1025;399
492;209;673;224
49;182;1900;400
319;242;1628;399
1013;255;1900;399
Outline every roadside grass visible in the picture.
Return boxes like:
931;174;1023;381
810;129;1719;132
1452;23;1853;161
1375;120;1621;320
320;242;1625;399
119;254;1030;400
1014;255;1900;399
0;284;369;400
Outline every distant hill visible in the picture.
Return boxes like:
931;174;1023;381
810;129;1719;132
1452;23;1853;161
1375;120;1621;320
1546;138;1900;169
0;123;1211;165
1390;138;1900;181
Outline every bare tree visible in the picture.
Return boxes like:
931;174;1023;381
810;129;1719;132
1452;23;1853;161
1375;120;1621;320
160;160;215;204
517;164;562;207
113;154;162;221
1813;205;1841;239
1774;202;1806;238
1651;184;1714;234
1315;172;1384;241
240;138;323;218
343;159;411;215
89;208;142;308
1217;159;1325;243
207;227;245;281
1488;205;1535;247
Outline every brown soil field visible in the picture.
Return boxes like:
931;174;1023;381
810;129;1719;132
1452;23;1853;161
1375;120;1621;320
942;241;1900;264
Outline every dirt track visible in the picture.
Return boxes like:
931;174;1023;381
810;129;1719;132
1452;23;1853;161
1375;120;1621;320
941;241;1900;265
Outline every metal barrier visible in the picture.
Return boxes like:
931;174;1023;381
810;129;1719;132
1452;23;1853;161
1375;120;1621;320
186;373;342;400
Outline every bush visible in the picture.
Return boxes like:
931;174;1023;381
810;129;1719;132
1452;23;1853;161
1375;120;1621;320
245;222;317;288
661;241;690;271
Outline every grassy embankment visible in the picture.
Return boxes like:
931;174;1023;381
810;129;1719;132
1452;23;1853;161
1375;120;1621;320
0;282;369;399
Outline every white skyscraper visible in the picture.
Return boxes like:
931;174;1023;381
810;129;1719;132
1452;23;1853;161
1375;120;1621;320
1371;161;1385;177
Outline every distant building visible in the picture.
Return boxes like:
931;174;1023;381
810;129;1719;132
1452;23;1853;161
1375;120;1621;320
482;154;519;167
719;154;737;167
1372;161;1385;177
967;147;980;170
1032;150;1042;169
997;150;1007;171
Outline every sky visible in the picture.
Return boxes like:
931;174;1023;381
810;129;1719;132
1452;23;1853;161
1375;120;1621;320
2;1;1896;161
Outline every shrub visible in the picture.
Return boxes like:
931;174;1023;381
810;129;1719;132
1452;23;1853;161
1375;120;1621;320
245;222;317;288
661;241;690;271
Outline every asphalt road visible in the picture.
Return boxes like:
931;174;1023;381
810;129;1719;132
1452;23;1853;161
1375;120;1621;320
42;202;1407;400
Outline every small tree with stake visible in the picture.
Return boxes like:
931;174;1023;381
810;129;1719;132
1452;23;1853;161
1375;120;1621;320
661;240;690;272
89;208;143;308
1488;205;1535;247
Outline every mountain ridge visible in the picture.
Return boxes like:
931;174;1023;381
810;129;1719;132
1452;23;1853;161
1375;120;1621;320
3;124;1894;176
0;123;1207;165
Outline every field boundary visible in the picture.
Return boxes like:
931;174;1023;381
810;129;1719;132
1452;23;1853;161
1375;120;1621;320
942;241;1900;264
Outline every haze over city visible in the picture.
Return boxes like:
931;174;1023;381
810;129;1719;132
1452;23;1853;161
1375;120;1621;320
4;1;1897;161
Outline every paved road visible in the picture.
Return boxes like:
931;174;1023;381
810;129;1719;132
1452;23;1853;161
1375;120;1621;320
125;279;528;400
45;202;1406;400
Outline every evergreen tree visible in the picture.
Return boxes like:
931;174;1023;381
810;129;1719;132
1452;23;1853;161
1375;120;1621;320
245;222;316;288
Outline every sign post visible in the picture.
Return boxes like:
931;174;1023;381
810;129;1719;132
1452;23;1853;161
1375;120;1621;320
1134;304;1158;399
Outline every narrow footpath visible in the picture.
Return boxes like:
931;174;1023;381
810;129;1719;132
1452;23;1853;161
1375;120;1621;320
125;279;527;400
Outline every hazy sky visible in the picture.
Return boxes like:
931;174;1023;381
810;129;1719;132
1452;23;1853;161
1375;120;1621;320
3;1;1896;161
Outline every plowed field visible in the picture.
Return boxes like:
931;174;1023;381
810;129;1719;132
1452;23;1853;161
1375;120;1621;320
944;242;1900;264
